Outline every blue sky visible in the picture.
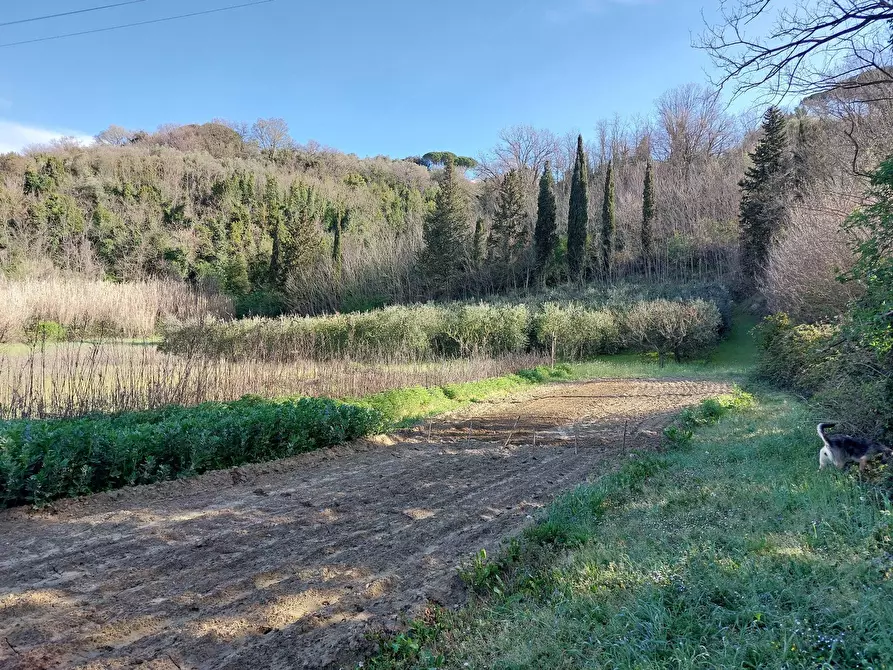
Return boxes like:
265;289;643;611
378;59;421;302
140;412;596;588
0;0;727;157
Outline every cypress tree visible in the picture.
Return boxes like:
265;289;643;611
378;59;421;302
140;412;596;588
533;162;558;283
740;106;789;282
601;159;616;277
225;206;251;295
792;111;816;202
567;135;589;280
472;217;486;269
284;182;324;268
422;156;469;293
264;177;284;286
329;206;347;282
642;160;655;263
489;168;527;265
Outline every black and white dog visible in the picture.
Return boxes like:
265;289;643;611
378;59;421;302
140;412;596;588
817;423;892;472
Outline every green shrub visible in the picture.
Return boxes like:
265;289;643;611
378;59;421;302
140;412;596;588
24;320;67;342
0;396;385;507
533;303;620;361
234;288;286;318
620;298;722;365
756;314;891;439
163;298;723;364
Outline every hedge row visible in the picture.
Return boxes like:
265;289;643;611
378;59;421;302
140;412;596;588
161;298;722;364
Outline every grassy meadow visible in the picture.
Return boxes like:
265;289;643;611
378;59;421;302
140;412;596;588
367;391;893;669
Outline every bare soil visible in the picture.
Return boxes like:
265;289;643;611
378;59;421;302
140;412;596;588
0;378;729;670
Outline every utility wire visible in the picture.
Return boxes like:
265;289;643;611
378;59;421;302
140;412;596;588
0;1;149;28
0;0;274;48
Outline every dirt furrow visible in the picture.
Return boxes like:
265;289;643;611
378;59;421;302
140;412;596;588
0;378;729;670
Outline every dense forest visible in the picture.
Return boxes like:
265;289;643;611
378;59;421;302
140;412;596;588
1;81;888;319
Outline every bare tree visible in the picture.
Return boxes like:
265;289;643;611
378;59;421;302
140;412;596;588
594;115;635;167
801;75;893;174
477;125;561;185
700;0;893;101
653;84;737;167
250;117;292;157
95;124;133;146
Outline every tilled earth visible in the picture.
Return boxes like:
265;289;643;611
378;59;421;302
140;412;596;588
0;378;730;670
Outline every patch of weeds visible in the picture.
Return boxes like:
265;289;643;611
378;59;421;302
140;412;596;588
359;364;578;427
516;363;574;383
364;608;445;670
664;387;755;446
458;549;506;596
24;319;67;343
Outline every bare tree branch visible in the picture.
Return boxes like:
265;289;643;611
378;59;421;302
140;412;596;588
698;0;893;101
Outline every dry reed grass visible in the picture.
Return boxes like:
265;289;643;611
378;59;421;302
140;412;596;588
0;341;546;420
0;278;232;343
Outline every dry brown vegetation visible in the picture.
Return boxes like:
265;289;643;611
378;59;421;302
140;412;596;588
0;277;232;343
760;193;863;322
0;340;545;420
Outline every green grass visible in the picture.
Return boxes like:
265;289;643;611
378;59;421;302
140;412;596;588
357;365;575;425
358;308;761;427
367;391;893;669
1;311;759;507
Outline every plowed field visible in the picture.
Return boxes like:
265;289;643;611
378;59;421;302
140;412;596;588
0;379;729;670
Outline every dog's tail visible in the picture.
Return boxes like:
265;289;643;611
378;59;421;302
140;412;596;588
817;423;836;443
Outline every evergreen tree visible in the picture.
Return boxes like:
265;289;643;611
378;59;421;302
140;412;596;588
224;206;251;295
327;205;347;282
567;135;589;280
489;169;527;265
739;106;789;282
282;181;324;276
792;111;817;201
601;159;616;277
422;156;469;293
533;162;558;283
642;160;655;263
264;177;284;286
472;217;486;269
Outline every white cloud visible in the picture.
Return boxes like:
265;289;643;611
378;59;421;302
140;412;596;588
0;119;94;154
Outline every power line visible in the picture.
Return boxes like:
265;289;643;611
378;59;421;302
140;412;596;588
0;0;274;48
0;1;149;28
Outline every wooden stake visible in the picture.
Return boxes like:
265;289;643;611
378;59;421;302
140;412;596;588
504;415;521;448
622;419;628;455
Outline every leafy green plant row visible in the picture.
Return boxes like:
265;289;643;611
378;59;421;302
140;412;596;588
161;297;722;365
0;396;385;508
0;364;577;508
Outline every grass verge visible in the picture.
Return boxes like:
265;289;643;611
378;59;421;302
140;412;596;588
356;364;575;425
365;390;893;669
